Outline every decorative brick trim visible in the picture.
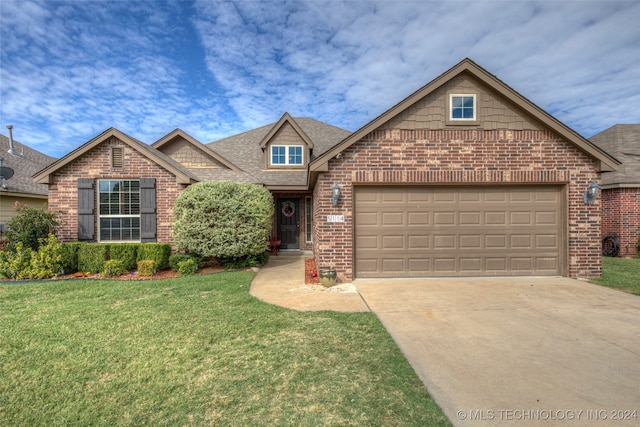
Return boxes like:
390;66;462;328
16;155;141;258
353;169;570;184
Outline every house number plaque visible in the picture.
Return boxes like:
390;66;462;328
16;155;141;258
327;215;345;223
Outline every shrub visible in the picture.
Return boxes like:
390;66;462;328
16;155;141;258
137;243;171;270
169;253;200;272
102;259;127;278
173;182;274;259
109;244;138;271
0;235;63;279
4;202;62;252
0;242;32;279
177;258;197;276
27;234;63;279
78;244;109;273
60;242;83;274
137;260;156;277
219;253;270;270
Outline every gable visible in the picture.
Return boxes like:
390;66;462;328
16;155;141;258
381;72;543;132
310;58;620;173
158;137;229;168
33;128;197;185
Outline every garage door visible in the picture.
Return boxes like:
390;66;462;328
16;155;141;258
355;186;565;278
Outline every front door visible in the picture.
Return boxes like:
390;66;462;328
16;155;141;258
277;199;300;250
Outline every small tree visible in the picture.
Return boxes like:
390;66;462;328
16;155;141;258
173;182;274;259
4;202;62;252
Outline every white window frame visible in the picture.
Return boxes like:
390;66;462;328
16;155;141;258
97;179;141;242
449;94;476;121
270;145;304;166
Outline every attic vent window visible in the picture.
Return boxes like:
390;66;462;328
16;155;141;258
450;94;476;120
112;147;124;168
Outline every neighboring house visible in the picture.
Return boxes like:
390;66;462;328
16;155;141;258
0;132;57;229
33;59;619;280
590;125;640;257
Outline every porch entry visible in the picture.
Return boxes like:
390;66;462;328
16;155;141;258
277;198;300;250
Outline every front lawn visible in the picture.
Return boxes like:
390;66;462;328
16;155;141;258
0;272;450;426
592;256;640;296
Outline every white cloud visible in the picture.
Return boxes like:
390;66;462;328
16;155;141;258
0;0;638;157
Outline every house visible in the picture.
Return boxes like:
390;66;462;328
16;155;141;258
0;129;57;229
33;59;619;280
590;125;640;257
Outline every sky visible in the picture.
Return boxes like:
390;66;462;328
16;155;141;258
0;0;639;158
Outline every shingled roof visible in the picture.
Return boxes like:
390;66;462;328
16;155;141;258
0;134;56;197
207;117;351;188
590;124;640;188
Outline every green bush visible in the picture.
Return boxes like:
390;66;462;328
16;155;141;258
60;242;83;274
4;202;62;252
219;253;270;270
108;243;138;271
137;243;171;270
0;242;32;279
0;235;63;279
177;258;197;276
137;260;156;277
169;253;200;272
102;259;127;278
173;182;274;259
78;244;109;273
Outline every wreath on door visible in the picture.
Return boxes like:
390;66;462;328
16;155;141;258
281;201;296;218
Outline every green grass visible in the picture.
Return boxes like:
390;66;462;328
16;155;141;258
592;257;640;296
0;272;450;426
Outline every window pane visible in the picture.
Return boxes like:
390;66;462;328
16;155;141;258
271;146;286;164
289;146;303;165
451;96;474;120
98;180;141;241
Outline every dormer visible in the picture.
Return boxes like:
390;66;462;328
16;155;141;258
260;113;314;170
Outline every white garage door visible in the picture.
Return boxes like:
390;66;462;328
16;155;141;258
355;186;565;278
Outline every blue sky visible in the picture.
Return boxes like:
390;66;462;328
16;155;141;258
1;0;639;158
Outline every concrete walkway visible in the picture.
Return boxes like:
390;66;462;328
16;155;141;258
250;252;369;312
251;255;640;426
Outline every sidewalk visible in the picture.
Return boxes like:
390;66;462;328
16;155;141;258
250;252;369;312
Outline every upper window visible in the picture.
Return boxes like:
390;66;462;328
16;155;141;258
450;94;476;120
98;179;140;241
271;145;303;166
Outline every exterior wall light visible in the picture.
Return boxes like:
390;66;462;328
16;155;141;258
583;181;600;205
332;183;341;206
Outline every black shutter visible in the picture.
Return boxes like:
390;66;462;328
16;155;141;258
77;178;95;241
140;178;157;242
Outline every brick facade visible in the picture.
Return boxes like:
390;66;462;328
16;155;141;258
47;137;186;245
601;188;640;257
313;129;602;281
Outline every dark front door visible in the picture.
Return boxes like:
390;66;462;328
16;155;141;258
277;199;300;249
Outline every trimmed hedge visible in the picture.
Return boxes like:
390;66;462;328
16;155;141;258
137;260;156;277
60;242;83;274
78;244;109;273
136;243;171;271
108;243;138;271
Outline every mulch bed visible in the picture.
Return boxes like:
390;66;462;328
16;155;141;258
305;258;320;285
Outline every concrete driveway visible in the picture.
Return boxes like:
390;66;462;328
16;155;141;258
356;277;640;427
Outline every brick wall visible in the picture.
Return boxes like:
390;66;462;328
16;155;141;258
601;188;640;257
314;129;602;281
48;137;186;245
